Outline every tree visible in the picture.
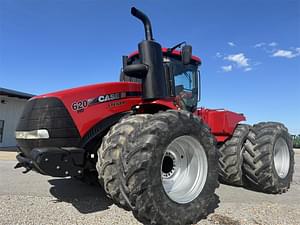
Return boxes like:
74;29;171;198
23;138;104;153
292;135;300;148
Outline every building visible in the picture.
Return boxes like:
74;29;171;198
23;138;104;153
0;88;34;148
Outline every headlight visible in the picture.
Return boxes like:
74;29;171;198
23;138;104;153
15;129;50;139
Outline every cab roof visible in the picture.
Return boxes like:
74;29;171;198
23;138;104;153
128;47;201;64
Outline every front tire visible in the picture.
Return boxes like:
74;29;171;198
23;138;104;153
242;122;294;193
118;110;219;225
96;114;151;209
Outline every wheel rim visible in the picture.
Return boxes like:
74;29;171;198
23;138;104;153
161;135;208;204
273;137;290;179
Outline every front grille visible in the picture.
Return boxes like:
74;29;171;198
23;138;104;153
16;97;81;157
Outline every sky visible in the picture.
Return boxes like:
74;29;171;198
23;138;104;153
0;0;300;134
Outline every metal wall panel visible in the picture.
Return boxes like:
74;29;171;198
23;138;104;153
0;96;27;147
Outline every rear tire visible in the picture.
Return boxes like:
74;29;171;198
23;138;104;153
117;110;219;225
242;122;294;193
217;124;250;186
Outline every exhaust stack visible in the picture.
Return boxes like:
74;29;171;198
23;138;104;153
131;7;153;41
128;7;168;100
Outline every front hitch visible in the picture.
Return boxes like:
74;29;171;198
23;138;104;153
15;147;85;177
15;154;34;173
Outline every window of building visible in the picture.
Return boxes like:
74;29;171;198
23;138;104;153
0;120;4;143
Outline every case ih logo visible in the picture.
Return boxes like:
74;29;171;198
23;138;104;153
71;92;141;113
97;92;126;103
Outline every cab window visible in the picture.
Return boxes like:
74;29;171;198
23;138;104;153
171;62;198;112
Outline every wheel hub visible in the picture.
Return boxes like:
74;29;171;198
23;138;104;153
274;137;290;179
161;152;176;178
161;135;208;204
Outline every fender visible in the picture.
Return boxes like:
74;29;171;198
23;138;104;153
81;111;130;149
134;98;177;114
197;108;246;142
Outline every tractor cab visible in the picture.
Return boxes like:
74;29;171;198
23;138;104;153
121;48;201;112
120;7;201;112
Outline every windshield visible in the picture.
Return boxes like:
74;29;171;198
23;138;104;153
172;63;198;112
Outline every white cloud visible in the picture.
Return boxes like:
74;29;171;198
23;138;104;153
224;53;249;67
228;42;236;47
272;49;300;59
216;52;222;58
272;50;294;58
244;67;252;72
269;42;278;47
221;65;233;72
254;42;265;48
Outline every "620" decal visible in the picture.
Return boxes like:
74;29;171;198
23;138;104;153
72;100;88;112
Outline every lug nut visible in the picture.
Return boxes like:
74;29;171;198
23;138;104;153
56;166;60;170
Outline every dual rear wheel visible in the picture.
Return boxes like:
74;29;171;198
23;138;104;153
242;122;294;193
217;122;294;193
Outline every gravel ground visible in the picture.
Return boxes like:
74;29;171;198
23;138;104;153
0;195;299;225
0;150;299;225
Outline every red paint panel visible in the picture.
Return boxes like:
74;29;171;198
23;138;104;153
196;108;246;142
34;82;142;137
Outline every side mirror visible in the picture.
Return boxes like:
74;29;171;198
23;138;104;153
182;45;192;65
123;64;148;78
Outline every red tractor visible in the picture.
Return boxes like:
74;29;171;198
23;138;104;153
15;7;294;225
